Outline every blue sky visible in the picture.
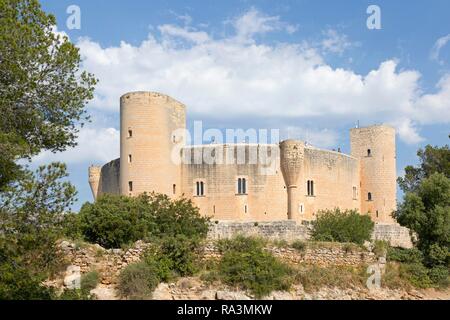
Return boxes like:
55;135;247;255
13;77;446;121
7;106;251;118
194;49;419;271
38;0;450;210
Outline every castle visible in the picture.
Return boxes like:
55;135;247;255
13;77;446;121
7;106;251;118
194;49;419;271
89;91;397;224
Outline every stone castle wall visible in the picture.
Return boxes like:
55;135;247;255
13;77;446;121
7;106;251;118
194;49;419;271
207;220;413;249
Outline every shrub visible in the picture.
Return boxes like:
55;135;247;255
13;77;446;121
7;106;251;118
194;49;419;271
311;209;374;245
387;247;423;264
291;240;307;253
0;259;54;300
399;263;433;288
144;235;200;281
58;289;92;300
426;244;449;267
217;236;292;298
78;193;209;249
373;240;389;257
80;271;99;294
217;236;266;253
428;266;450;287
117;262;159;300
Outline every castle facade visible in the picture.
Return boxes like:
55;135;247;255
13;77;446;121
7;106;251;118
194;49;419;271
89;91;397;223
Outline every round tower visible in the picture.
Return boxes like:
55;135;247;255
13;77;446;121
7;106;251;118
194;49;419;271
120;92;186;197
280;140;305;220
88;165;101;200
350;125;396;223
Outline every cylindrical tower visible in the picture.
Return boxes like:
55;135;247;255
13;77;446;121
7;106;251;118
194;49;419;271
280;140;305;220
120;92;186;197
88;165;101;200
350;125;396;223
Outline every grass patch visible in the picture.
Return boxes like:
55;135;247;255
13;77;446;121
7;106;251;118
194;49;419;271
294;264;367;292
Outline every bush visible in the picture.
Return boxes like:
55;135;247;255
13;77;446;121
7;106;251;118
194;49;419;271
426;244;449;267
117;262;159;300
0;260;54;300
373;240;389;257
387;247;424;264
78;193;209;249
291;240;307;253
217;236;292;298
428;266;450;287
144;235;200;281
311;209;374;245
399;263;433;289
81;271;99;294
58;289;92;300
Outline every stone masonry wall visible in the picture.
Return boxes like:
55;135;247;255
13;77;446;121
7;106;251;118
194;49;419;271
208;220;413;249
207;220;309;241
202;242;376;267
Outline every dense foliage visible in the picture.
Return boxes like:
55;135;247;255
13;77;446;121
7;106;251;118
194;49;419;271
217;236;293;298
310;209;374;245
398;144;450;194
394;173;450;267
0;0;97;190
0;163;76;299
78;193;210;249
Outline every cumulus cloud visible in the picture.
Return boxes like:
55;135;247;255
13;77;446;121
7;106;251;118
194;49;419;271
230;7;298;41
320;29;354;54
430;34;450;64
41;6;448;168
282;127;338;149
33;127;119;165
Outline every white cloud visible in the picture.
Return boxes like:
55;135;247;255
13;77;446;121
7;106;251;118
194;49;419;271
230;7;298;42
320;29;354;54
430;34;450;64
33;127;119;165
283;127;338;149
72;8;450;151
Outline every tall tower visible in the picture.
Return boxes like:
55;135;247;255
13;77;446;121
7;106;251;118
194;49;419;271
120;92;186;197
280;140;305;221
350;125;397;223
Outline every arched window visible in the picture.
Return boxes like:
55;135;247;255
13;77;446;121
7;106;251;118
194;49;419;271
367;149;372;157
368;192;372;201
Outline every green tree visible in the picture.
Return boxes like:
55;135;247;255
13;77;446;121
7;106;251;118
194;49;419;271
310;208;374;245
0;163;76;299
0;0;97;189
78;193;210;249
398;144;450;193
395;173;450;267
0;163;77;274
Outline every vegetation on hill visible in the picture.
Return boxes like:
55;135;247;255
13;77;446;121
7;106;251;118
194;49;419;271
77;193;210;249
